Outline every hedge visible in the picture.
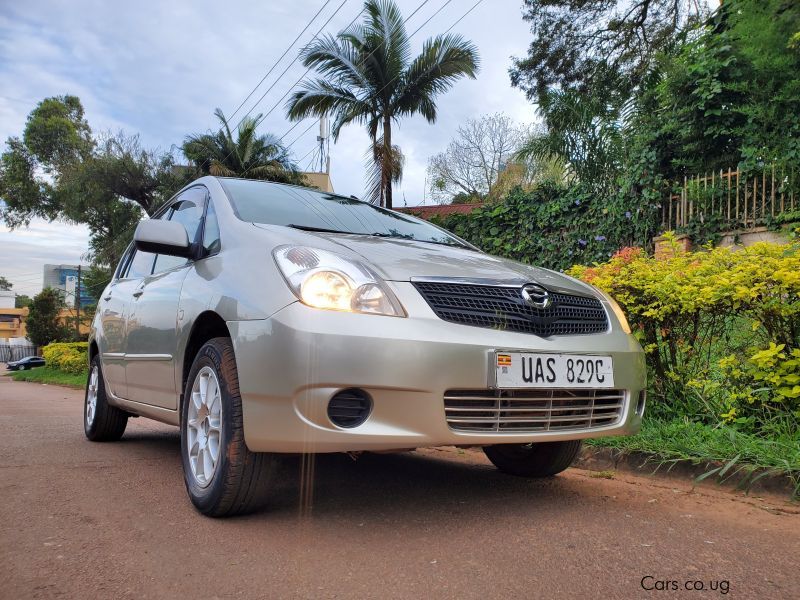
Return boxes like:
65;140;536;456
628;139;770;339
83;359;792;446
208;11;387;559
42;342;89;375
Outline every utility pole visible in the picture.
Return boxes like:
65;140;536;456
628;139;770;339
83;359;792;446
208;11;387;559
75;265;81;339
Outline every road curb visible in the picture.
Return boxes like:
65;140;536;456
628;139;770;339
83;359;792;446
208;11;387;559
575;446;797;499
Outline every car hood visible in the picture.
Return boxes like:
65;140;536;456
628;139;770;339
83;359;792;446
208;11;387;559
252;224;596;297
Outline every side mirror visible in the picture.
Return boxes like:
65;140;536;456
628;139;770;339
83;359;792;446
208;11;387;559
134;220;193;257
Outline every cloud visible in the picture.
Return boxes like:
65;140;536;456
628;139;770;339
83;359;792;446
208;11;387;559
0;219;91;297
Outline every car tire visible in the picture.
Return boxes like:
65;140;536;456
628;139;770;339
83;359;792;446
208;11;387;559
19;365;26;371
84;356;128;441
483;440;582;477
181;337;276;518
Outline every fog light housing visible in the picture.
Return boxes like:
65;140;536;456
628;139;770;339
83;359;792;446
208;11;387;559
327;389;372;428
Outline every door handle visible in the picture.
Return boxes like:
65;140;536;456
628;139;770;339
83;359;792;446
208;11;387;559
132;290;144;298
103;294;112;301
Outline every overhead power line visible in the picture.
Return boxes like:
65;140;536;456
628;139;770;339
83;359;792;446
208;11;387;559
231;0;355;134
225;0;337;125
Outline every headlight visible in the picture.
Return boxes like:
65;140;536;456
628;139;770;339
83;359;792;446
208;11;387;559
273;245;406;317
598;290;632;334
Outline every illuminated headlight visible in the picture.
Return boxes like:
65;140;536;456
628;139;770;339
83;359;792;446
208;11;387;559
273;245;405;317
597;289;632;334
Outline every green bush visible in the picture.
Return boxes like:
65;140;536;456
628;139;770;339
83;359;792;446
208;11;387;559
42;342;89;375
430;182;661;271
568;235;800;432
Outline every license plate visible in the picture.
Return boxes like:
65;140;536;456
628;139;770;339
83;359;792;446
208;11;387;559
494;352;615;388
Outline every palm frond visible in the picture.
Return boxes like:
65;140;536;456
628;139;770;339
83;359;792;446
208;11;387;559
394;33;479;120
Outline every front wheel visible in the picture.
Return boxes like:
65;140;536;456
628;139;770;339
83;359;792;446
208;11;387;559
483;440;582;477
84;356;128;441
19;365;26;371
181;337;276;517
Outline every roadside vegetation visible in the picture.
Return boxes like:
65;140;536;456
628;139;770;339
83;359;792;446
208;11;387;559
11;366;87;389
427;0;800;491
9;342;89;388
570;237;800;494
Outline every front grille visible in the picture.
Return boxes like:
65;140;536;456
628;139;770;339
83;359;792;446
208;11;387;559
444;389;626;433
413;281;608;337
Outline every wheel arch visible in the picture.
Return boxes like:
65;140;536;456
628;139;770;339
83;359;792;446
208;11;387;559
181;311;231;403
89;340;99;363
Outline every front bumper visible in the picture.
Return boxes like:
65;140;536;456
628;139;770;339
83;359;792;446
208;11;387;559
229;282;647;453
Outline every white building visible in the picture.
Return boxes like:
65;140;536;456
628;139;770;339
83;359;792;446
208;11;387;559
0;290;15;309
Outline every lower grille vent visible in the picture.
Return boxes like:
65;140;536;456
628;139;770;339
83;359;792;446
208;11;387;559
444;388;625;433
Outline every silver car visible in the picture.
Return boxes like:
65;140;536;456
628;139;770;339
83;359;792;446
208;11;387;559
86;176;646;517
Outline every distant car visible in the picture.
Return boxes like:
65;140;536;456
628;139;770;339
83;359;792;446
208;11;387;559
6;356;46;371
87;176;646;517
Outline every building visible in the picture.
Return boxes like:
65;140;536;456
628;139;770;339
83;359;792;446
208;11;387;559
42;264;94;308
397;203;485;220
301;171;334;193
0;291;28;340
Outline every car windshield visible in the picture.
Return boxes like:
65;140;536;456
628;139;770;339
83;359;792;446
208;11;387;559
219;178;471;248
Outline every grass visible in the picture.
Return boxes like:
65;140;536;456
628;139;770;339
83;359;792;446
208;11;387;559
587;416;800;496
8;366;88;389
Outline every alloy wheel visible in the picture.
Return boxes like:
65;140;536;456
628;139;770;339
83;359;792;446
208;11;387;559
186;366;223;487
86;365;99;427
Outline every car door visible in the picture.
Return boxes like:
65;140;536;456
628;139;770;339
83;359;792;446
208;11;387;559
124;186;207;410
98;246;155;400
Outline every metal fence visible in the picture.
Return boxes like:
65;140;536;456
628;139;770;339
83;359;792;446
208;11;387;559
0;344;38;363
661;166;798;230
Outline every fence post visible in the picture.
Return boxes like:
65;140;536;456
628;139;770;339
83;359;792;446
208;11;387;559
682;176;688;227
743;176;749;228
735;169;740;225
710;170;714;217
771;164;776;218
754;176;759;226
780;166;785;214
726;168;731;220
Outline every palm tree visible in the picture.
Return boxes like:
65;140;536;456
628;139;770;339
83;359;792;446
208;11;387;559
183;108;305;185
286;0;479;208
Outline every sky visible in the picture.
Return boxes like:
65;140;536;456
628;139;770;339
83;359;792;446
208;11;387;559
0;0;537;296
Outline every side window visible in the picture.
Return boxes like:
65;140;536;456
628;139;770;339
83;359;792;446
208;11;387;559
153;187;207;274
126;249;156;279
202;199;221;255
115;245;135;279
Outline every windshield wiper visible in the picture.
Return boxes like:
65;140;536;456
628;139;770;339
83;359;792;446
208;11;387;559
372;233;473;250
287;224;472;249
286;224;356;235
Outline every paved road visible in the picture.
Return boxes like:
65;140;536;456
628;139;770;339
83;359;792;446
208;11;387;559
1;376;799;599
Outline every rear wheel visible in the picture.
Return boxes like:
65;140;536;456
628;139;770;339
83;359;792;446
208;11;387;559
84;356;128;441
181;337;276;517
483;440;582;477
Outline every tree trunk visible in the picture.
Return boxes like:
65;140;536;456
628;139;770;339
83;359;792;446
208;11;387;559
383;114;392;209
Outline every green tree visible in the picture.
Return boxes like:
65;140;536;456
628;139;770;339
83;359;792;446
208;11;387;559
15;294;32;309
0;96;188;276
624;0;800;178
516;90;623;194
510;0;709;106
0;276;11;291
25;288;68;347
286;0;479;208
183;109;305;184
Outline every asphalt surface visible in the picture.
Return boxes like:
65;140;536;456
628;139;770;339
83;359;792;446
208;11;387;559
1;375;799;600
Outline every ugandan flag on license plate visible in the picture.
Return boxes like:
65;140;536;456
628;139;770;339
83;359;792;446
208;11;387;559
497;354;512;367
